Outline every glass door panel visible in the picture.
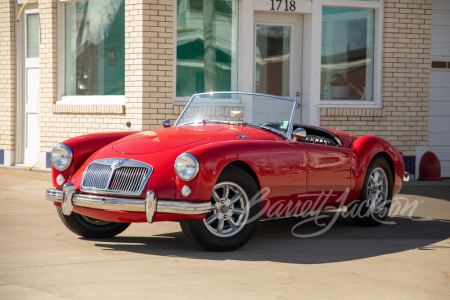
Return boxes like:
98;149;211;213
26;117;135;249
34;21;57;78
255;25;291;97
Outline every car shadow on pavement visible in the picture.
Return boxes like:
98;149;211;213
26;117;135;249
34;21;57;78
91;214;450;264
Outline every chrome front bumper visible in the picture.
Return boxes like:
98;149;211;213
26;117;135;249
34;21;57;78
46;184;210;223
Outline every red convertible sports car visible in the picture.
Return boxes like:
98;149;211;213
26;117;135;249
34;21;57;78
46;92;405;251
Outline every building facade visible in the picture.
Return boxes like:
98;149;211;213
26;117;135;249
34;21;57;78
0;0;448;177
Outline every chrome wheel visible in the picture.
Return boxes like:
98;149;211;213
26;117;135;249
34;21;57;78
180;166;261;251
367;167;388;214
203;181;250;238
349;157;393;227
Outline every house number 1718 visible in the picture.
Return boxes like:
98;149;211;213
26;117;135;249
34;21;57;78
270;0;296;12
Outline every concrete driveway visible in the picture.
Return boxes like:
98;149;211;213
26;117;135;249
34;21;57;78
0;168;449;299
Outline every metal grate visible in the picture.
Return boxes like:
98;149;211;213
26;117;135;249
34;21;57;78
82;163;113;190
109;167;149;192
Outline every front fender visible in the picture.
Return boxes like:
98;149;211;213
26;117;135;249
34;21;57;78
52;131;138;187
176;140;307;203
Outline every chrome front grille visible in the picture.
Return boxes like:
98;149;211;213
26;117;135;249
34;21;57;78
81;159;153;197
83;163;112;190
109;167;149;192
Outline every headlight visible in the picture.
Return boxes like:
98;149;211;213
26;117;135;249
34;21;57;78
50;144;73;171
174;153;199;181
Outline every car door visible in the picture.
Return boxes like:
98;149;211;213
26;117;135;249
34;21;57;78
254;140;308;219
304;143;353;209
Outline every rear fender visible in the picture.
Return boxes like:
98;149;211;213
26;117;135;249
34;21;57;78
351;136;405;196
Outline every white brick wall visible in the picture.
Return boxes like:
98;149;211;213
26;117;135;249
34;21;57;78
1;0;433;161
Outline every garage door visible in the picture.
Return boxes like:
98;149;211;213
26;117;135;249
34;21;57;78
429;0;450;177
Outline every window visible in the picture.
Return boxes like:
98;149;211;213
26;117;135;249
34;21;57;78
176;0;239;98
27;14;39;58
255;25;291;97
64;0;125;96
321;6;375;101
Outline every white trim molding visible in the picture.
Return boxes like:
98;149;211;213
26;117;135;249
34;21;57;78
52;103;126;114
57;95;126;105
17;0;38;5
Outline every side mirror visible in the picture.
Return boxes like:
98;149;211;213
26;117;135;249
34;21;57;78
293;128;307;141
161;119;172;128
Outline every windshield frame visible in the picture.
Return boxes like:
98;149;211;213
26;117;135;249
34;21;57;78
174;92;299;141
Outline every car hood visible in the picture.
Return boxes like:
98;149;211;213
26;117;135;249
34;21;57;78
111;124;280;154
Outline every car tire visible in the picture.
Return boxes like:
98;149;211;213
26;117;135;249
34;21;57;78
348;156;393;227
180;165;261;251
56;207;131;238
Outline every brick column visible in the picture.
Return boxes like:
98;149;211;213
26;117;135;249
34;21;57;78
0;0;16;165
382;0;432;155
126;0;176;131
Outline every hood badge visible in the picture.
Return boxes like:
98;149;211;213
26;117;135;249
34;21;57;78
111;159;127;169
237;135;249;140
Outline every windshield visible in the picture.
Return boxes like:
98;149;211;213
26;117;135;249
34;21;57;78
176;92;298;139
